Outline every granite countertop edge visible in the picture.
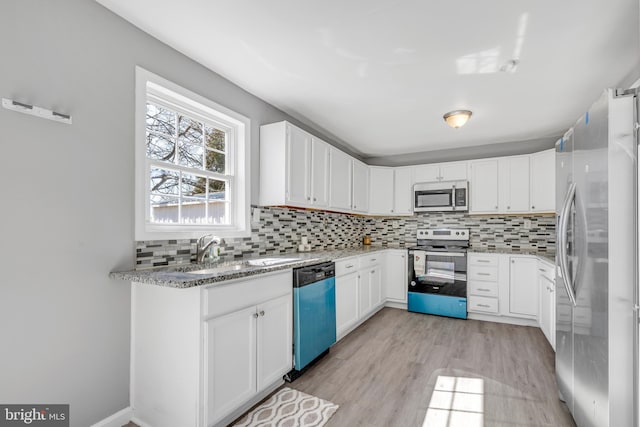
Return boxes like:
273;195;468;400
110;245;555;289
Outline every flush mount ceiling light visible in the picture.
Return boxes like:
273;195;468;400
443;110;472;128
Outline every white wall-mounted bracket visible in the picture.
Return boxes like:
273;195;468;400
2;98;72;124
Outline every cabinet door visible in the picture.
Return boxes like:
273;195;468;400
413;164;440;183
336;272;359;338
539;274;553;348
509;257;538;317
352;160;369;212
469;159;499;213
329;148;352;210
504;156;530;212
205;305;257;426
440;161;468;181
310;138;329;207
384;251;408;302
369;266;382;309
530;149;555;212
369;167;394;214
358;269;371;318
256;294;293;392
393;167;413;215
286;125;310;205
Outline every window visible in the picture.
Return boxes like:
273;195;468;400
135;67;250;240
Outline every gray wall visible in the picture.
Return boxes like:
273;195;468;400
0;1;348;425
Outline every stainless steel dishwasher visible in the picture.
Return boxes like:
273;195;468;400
285;261;336;382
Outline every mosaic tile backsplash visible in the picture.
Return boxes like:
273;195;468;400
135;207;556;269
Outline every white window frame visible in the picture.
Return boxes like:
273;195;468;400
135;66;250;240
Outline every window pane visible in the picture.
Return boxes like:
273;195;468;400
206;149;226;173
207;201;229;224
205;126;226;152
181;197;206;224
179;142;204;169
150;194;179;224
150;168;179;195
146;103;175;135
208;179;226;200
178;115;203;145
146;133;175;162
182;173;207;197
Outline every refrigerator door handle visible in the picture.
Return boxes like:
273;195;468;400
558;182;577;306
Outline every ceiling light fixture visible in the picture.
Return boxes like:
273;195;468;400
443;110;472;128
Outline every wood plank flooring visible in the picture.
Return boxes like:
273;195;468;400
282;308;576;427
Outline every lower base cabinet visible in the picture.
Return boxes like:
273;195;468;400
384;250;408;303
131;270;292;427
538;260;556;350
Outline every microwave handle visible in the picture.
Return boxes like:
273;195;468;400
451;183;456;209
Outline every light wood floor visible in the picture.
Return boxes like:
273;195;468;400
282;307;576;427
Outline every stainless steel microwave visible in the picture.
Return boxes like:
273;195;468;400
413;180;468;212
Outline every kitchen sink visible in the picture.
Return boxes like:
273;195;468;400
186;257;303;275
245;257;302;266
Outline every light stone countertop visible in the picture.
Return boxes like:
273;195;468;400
110;244;555;288
109;246;395;289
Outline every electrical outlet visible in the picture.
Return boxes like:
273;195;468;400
392;220;399;228
524;219;532;229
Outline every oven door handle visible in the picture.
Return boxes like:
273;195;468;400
424;251;466;257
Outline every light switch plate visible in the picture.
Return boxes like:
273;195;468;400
524;219;532;229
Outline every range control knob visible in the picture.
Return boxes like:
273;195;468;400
456;232;460;235
410;281;416;287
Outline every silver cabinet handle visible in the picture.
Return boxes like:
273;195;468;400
477;272;491;276
370;258;377;262
507;206;511;209
307;197;311;201
345;264;354;269
313;197;317;201
253;312;259;318
371;270;375;273
477;259;490;263
532;206;535;209
539;268;547;273
478;304;490;308
259;310;265;317
494;205;498;209
478;288;491;292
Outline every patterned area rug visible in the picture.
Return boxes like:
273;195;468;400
233;387;339;427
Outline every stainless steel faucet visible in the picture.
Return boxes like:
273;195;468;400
196;234;222;263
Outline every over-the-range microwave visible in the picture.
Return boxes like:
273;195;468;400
413;180;468;212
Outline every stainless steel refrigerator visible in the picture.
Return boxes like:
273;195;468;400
555;88;638;427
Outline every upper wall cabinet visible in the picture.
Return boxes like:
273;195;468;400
469;159;499;213
500;155;530;213
529;149;555;213
329;147;352;212
259;121;329;209
369;167;413;216
352;159;369;213
413;161;468;183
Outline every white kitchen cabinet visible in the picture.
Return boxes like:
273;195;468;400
509;256;538;318
358;268;371;318
369;265;382;309
329;147;352;211
369;167;395;215
205;305;257;424
131;270;292;427
393;167;414;215
352;159;369;213
384;250;408;303
310;138;329;207
469;159;499;213
538;260;555;350
335;258;360;339
413;161;467;183
500;156;530;213
467;253;500;314
530;149;555;212
259;121;329;209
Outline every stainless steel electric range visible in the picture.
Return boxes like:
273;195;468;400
407;228;469;319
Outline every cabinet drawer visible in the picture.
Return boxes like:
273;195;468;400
335;257;360;276
468;266;498;282
468;254;498;267
468;295;499;313
360;254;382;269
203;270;291;318
468;281;498;297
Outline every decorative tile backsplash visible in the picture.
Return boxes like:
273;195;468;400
135;207;556;269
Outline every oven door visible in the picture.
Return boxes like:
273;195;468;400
409;250;467;297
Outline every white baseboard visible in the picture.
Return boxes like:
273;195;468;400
467;311;539;327
90;407;133;427
130;416;152;427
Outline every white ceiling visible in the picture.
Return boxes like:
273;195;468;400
97;0;639;158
